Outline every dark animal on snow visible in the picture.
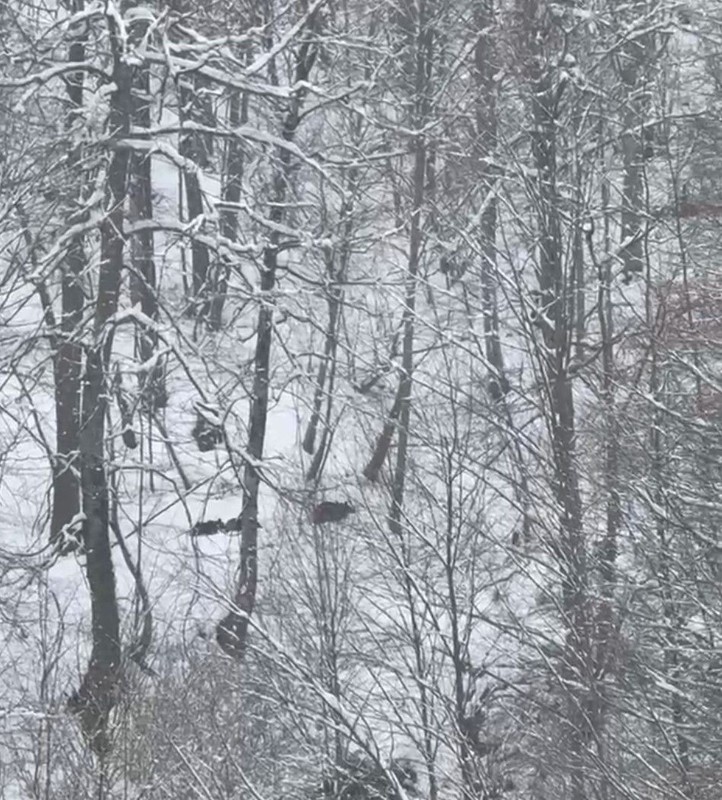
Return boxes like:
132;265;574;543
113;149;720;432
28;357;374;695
190;517;249;536
191;403;223;452
191;519;225;536
122;426;138;449
216;611;248;659
312;500;355;525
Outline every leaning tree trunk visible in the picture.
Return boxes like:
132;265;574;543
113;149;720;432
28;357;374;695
216;4;320;659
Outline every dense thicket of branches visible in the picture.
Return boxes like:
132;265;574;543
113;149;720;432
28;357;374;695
1;0;721;798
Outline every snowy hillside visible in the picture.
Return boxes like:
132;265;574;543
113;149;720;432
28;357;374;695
1;1;722;800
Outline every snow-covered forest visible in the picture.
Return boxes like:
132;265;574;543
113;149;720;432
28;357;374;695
1;0;721;797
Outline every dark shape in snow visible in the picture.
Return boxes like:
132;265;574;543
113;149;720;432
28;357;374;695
321;751;419;799
122;427;138;449
487;374;510;402
191;519;225;536
192;402;223;452
312;500;355;525
190;517;256;536
216;610;248;659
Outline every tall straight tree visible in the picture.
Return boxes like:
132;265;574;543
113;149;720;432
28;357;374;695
386;0;435;538
209;1;259;331
128;15;165;410
67;7;133;755
50;0;87;550
615;0;660;281
217;0;324;659
515;3;597;797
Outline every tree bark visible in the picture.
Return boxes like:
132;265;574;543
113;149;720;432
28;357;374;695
387;0;433;540
217;5;320;659
209;80;248;330
473;0;508;401
178;78;211;318
616;3;658;281
522;4;589;796
129;29;165;409
50;0;86;550
68;12;131;753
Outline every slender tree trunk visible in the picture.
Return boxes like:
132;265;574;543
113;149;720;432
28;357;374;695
645;266;694;795
617;3;658;281
584;214;619;800
50;0;86;550
442;439;480;800
473;0;507;401
129;33;165;409
304;251;346;485
383;10;437;790
572;158;585;361
387;0;432;539
387;130;423;528
303;182;355;464
217;7;319;659
523;4;589;795
210;77;248;330
303;281;340;457
179;78;211;318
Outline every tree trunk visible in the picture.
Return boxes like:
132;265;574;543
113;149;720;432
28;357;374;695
474;0;508;401
217;8;319;659
179;78;211;318
523;4;589;795
209;81;248;330
50;0;86;551
68;16;131;753
617;5;658;281
303;203;354;462
387;0;432;540
129;33;165;409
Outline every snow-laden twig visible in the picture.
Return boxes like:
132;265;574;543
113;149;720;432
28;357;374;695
244;0;327;78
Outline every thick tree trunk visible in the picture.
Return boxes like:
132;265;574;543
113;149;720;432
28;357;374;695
68;348;121;756
68;18;131;753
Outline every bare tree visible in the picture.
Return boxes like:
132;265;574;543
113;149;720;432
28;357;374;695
217;0;324;659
